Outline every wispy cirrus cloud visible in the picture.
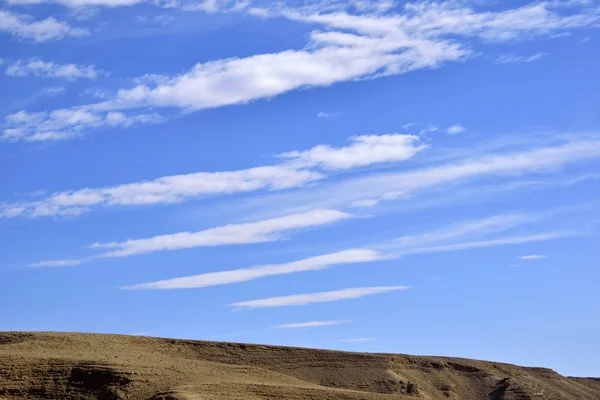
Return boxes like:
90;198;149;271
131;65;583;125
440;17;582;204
494;52;549;64
94;209;352;257
393;232;575;257
277;134;427;170
5;58;102;80
272;320;351;329
245;138;600;213
0;10;88;41
122;249;384;289
317;111;342;118
122;209;578;290
230;286;409;309
6;0;143;6
518;254;547;260
1;133;423;217
1;109;164;142
393;214;537;248
7;1;599;141
6;0;246;10
29;209;353;266
0;165;323;217
4;136;599;219
28;259;84;267
384;213;578;257
446;124;465;134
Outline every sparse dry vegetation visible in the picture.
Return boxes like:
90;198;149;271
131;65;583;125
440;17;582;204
1;332;598;400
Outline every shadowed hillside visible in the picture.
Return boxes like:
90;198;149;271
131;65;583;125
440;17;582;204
0;332;598;399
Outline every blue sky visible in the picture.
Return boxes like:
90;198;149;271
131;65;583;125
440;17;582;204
1;0;600;378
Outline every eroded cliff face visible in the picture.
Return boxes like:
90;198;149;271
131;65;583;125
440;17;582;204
1;332;599;400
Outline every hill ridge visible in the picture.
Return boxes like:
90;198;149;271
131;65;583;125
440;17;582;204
1;331;598;399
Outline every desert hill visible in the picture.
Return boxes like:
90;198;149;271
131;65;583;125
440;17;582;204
0;332;598;399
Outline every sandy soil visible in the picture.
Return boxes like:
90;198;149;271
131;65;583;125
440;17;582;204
1;332;598;399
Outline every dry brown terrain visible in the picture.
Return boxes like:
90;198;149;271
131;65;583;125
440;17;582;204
0;332;598;400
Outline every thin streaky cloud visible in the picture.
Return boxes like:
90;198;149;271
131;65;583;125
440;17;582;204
1;109;164;142
1;133;424;217
317;111;342;118
31;209;353;266
494;52;549;64
5;58;102;80
28;259;84;267
122;249;385;290
419;125;439;135
123;210;577;289
6;0;144;7
447;124;465;134
0;10;88;41
8;2;598;140
518;254;547;260
394;214;537;248
277;134;427;170
393;232;577;257
240;139;600;215
272;320;351;329
230;286;409;309
349;199;379;208
1;165;322;217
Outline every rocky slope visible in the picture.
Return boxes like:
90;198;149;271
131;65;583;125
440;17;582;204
1;332;598;399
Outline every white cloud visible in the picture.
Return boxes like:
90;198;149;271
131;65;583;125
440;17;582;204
402;122;416;130
29;209;353;266
349;199;379;208
100;42;464;112
230;286;409;308
5;58;102;80
394;214;536;248
419;124;439;135
1;109;165;142
317;111;342;118
518;254;548;260
246;138;600;215
0;10;88;41
28;259;84;267
447;124;465;134
164;0;249;12
278;134;427;170
95;209;352;258
42;87;66;96
579;36;591;43
1;132;425;217
122;248;384;289
395;232;575;256
0;206;26;218
272;320;351;329
494;52;549;64
1;165;322;218
335;337;374;342
7;1;599;140
122;211;570;290
380;213;574;257
81;88;112;100
6;0;144;6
